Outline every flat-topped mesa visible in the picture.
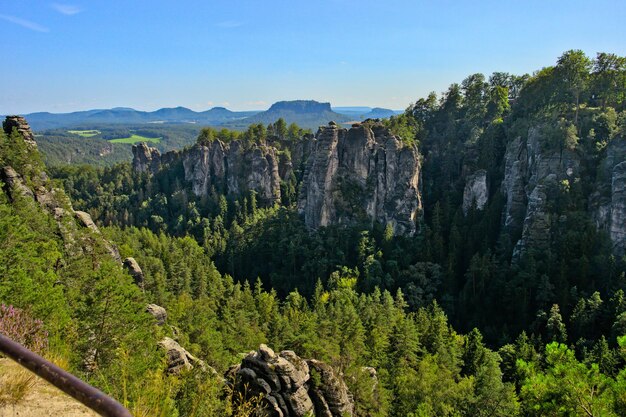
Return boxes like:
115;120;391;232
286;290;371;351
297;122;422;236
3;115;37;149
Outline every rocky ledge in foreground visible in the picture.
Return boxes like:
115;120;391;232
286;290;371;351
227;344;354;417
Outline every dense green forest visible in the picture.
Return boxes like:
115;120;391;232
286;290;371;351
37;124;203;166
2;50;626;416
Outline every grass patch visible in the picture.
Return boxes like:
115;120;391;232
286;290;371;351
0;359;36;407
109;134;161;144
68;130;101;137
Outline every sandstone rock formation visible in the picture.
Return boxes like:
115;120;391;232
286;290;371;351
158;337;208;375
123;257;145;289
501;126;581;259
146;304;167;325
181;140;281;205
132;142;161;174
228;344;353;417
297;122;421;236
3;116;37;148
462;170;488;214
75;211;122;262
611;161;626;254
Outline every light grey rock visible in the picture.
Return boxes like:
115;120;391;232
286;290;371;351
463;169;488;214
123;257;145;289
611;161;626;254
158;337;209;375
132;142;161;174
146;303;166;325
298;122;421;236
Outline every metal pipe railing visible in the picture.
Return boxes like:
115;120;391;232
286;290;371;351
0;333;132;417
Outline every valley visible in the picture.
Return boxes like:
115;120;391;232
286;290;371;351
2;47;626;416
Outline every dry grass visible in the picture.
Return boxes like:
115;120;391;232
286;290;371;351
0;362;36;407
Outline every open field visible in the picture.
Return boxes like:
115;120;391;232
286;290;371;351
67;130;100;137
109;134;161;144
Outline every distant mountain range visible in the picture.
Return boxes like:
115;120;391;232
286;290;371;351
11;101;403;131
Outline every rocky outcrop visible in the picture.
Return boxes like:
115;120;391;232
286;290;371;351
462;170;488;214
591;137;626;255
611;161;626;254
123;257;145;289
75;211;122;262
228;344;353;417
180;140;281;205
3;116;37;148
146;304;167;325
158;337;208;375
297;122;421;236
1;166;35;200
132;142;161;174
501;127;581;259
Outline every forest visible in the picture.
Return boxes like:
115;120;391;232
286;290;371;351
1;50;626;416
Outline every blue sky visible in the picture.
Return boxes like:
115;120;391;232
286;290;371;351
1;0;625;114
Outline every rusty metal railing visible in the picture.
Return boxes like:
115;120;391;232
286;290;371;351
0;333;132;417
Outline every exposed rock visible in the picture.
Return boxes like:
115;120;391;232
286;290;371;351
158;337;209;375
146;304;167;325
3;116;37;148
123;257;145;289
501;126;581;259
1;166;35;200
611;161;626;254
132;142;161;174
297;122;421;236
75;211;122;262
230;344;353;417
462;169;488;214
179;140;281;205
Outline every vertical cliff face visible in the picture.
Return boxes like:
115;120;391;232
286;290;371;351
297;122;421;235
500;125;626;258
462;170;488;215
132;142;162;174
133;140;282;206
502;127;582;258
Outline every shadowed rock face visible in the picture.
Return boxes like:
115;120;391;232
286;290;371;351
228;344;353;417
297;122;422;236
500;127;626;258
501;127;582;260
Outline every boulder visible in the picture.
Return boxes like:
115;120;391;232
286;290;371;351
158;337;208;375
230;344;353;417
123;257;145;289
146;304;167;325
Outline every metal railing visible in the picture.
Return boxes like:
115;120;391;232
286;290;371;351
0;333;132;417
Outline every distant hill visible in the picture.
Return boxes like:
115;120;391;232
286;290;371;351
10;101;402;131
333;106;402;120
225;100;352;130
18;107;259;130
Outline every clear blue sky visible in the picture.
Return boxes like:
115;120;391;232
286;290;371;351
2;0;625;114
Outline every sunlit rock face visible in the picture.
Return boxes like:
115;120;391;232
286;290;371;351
297;122;422;236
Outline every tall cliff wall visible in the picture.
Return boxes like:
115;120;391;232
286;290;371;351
133;122;422;235
297;122;421;236
500;125;626;258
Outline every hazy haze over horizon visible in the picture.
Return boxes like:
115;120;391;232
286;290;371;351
2;0;625;115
